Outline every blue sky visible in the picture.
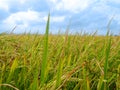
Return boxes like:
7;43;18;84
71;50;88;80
0;0;120;35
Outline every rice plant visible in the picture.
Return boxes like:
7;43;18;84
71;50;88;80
0;14;120;90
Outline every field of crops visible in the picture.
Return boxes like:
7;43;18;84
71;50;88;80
0;15;120;90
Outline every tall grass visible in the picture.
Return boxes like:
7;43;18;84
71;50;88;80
40;13;50;87
0;15;120;90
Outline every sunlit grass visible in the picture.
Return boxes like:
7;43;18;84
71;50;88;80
0;15;120;90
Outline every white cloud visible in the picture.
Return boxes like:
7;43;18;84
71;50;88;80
3;9;66;31
43;16;65;22
101;0;120;4
92;1;120;21
48;0;58;3
49;0;97;13
3;10;41;28
19;0;27;4
0;0;9;11
52;16;65;22
0;0;28;11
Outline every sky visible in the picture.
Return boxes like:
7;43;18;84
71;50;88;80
0;0;120;35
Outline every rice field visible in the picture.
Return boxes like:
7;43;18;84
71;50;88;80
0;15;120;90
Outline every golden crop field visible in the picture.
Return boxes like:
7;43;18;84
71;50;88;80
0;15;120;90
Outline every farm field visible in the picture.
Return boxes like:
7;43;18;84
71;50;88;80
0;32;120;90
0;16;120;90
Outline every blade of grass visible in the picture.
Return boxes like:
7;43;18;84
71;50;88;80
117;65;120;90
103;37;111;90
0;84;19;90
56;27;70;88
97;76;104;90
7;58;18;83
104;37;111;79
40;13;50;86
86;77;90;90
29;62;39;90
82;63;87;90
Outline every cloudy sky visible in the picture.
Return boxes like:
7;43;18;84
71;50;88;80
0;0;120;35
